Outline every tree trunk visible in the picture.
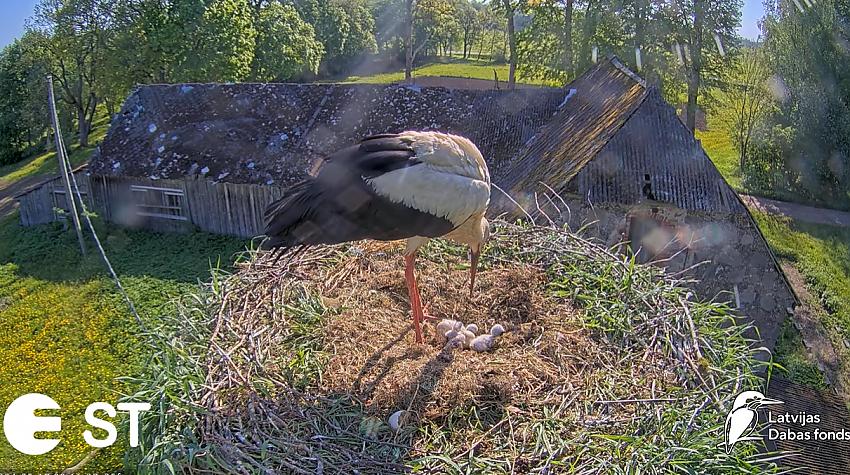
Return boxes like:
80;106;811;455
581;0;598;71
77;103;90;148
503;0;516;89
686;0;705;133
405;0;414;82
564;0;574;78
635;0;645;71
105;97;115;117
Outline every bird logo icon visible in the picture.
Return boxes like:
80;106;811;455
725;390;783;453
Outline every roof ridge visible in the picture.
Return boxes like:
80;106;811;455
607;55;647;88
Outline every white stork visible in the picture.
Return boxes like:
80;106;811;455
262;131;491;343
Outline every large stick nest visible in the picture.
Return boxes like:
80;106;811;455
142;220;770;473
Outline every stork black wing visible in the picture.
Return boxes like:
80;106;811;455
261;134;454;249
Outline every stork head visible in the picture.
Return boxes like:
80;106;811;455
468;217;490;296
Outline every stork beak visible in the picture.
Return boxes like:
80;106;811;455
469;247;480;296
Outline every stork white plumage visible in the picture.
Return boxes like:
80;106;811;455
262;131;491;343
724;390;783;453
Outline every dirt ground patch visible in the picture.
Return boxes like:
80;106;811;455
742;194;850;228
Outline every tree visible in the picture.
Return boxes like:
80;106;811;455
517;0;579;84
250;2;323;81
498;0;519;89
760;0;850;200
172;0;257;82
294;0;377;75
662;0;741;132
405;0;416;81
719;48;771;170
31;0;114;148
457;0;483;58
338;0;378;65
0;34;51;164
0;43;31;164
415;0;460;58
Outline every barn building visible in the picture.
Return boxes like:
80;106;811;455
16;57;796;353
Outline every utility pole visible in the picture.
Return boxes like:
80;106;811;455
47;75;86;255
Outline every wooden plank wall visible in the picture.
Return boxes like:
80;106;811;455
17;171;92;226
18;174;287;239
184;178;286;237
18;179;58;226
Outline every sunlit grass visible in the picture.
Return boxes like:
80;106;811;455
753;211;850;387
0;213;246;471
0;114;110;186
341;58;550;86
697;127;743;191
773;320;828;389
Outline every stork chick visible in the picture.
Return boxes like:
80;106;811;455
436;319;461;337
470;334;497;352
262;131;491;344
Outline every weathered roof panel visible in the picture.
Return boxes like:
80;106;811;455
577;89;746;213
90;83;566;187
501;58;648;192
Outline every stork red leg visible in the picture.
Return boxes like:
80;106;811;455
404;253;424;343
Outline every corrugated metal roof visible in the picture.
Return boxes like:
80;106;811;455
767;376;850;474
500;57;746;215
577;89;746;213
89;83;565;187
501;57;648;191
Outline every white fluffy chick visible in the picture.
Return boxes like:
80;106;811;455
459;329;476;348
436;319;462;344
465;323;479;334
470;334;496;352
490;324;505;336
436;319;457;335
447;334;466;348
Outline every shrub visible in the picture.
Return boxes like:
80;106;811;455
742;124;795;193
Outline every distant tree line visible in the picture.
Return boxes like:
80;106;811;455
2;0;847;208
0;0;743;165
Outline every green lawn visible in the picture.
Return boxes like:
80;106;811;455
696;127;743;191
752;212;850;387
0;114;110;186
0;213;246;471
342;57;552;86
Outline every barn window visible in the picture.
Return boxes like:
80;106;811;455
130;185;188;221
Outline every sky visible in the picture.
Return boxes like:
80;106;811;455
0;0;765;50
0;0;39;49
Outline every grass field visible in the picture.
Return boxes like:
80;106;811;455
754;213;850;336
0;214;246;471
342;57;551;86
696;126;744;191
753;212;850;388
0;114;110;186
